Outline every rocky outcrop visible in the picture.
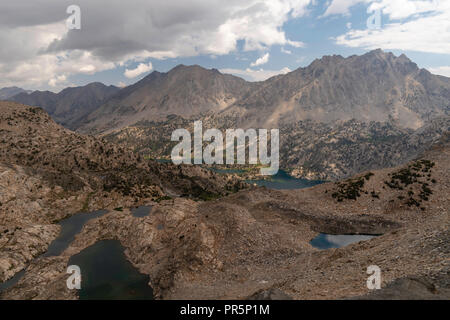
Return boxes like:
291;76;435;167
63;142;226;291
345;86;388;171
0;224;60;282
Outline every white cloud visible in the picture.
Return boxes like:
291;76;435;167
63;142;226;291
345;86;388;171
322;0;370;17
117;81;127;88
124;62;153;78
48;74;67;87
333;1;450;55
0;19;115;90
220;67;291;81
0;0;314;89
250;53;270;67
281;47;292;54
323;0;440;19
286;39;305;48
428;66;450;77
368;0;441;20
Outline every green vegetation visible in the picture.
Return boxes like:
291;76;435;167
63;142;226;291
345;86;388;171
332;177;365;201
330;172;375;201
155;195;172;203
384;159;435;208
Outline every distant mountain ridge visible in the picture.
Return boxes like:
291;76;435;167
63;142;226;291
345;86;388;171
218;49;449;129
3;49;449;180
8;82;119;130
0;87;32;100
74;49;448;134
5;50;449;133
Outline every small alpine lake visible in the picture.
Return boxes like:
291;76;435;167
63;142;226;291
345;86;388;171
68;240;153;300
310;233;377;250
246;170;324;190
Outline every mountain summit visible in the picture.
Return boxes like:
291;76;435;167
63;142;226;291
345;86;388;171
220;49;449;129
79;65;256;133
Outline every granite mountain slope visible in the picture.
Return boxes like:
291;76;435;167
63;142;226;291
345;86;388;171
79;65;257;134
220;49;449;129
77;49;450;135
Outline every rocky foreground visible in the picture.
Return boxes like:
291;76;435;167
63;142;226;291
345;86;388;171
0;102;245;287
1;100;448;299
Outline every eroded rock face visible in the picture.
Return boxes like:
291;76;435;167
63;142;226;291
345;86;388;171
0;225;60;282
0;256;77;300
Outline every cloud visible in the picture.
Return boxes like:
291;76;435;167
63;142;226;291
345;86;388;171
322;0;369;17
333;1;450;55
286;40;305;48
323;0;440;19
220;67;291;81
281;47;292;54
250;53;270;67
428;66;450;77
0;0;314;89
368;0;441;20
124;62;153;78
48;74;67;87
0;18;112;90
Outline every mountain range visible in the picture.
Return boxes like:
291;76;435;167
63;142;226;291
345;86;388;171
4;49;448;133
80;49;449;133
2;49;449;179
222;49;449;129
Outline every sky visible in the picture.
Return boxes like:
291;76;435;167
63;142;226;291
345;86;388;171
0;0;449;91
